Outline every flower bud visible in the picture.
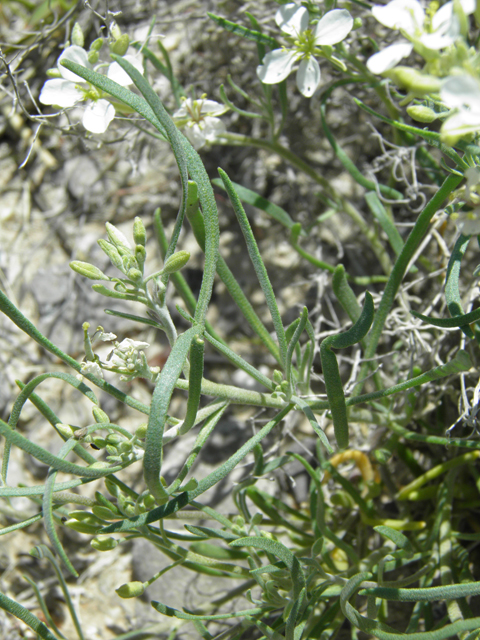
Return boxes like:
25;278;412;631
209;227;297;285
95;243;122;275
87;51;100;65
56;423;75;438
91;436;106;449
135;424;148;439
135;245;146;271
90;38;104;52
70;261;110;281
127;268;143;282
91;535;118;551
163;251;190;274
407;105;437;123
46;68;62;78
92;505;120;520
115;581;145;598
105;478;119;497
111;34;130;56
92;407;110;424
68;510;106;525
384;67;441;95
64;519;102;535
110;21;122;40
105;222;132;256
72;23;84;48
133;217;146;246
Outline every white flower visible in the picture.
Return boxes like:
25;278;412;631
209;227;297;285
173;97;228;149
440;74;480;144
367;0;475;74
81;361;104;378
256;3;353;97
39;45;143;133
108;338;150;371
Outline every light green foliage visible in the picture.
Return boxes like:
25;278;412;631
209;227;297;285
2;1;480;639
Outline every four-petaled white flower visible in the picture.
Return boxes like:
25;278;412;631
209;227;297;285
256;3;353;97
109;338;150;371
39;45;143;133
173;97;228;149
367;0;475;74
440;74;480;145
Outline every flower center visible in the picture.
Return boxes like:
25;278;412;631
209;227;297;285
294;29;316;57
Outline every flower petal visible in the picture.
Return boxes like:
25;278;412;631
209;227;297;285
314;9;353;45
199;99;227;115
257;48;297;85
184;123;206;149
440;110;480;145
275;4;309;36
366;42;413;74
107;55;144;86
441;74;480;109
201;116;227;142
371;0;424;33
39;78;84;107
296;56;321;97
82;99;115;133
58;45;91;82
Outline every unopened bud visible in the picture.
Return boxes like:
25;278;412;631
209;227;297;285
72;23;84;47
56;423;75;438
91;535;118;551
70;261;110;281
98;239;124;270
90;38;104;52
133;217;146;246
127;268;143;282
110;21;122;40
64;519;102;535
111;34;130;56
384;67;441;94
87;50;100;65
92;407;110;424
407;105;437;123
135;424;148;439
105;222;132;256
116;581;145;598
163;251;190;274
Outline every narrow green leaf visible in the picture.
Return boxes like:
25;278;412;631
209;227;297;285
321;293;374;448
0;590;59;640
43;438;80;577
219;168;287;367
144;327;196;502
332;264;362;323
365;192;408;260
178;335;205;435
411;306;480;328
445;233;475;339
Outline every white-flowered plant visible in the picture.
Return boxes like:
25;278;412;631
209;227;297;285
173;96;228;149
440;74;480;145
256;2;353;97
367;0;475;74
39;44;143;133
